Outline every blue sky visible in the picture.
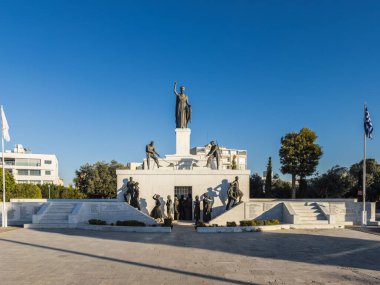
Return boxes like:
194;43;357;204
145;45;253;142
1;1;379;185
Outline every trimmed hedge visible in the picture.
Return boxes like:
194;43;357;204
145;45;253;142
163;218;173;228
89;219;107;225
240;219;280;227
116;220;146;227
226;221;237;227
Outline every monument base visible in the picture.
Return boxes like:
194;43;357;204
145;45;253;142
175;128;191;156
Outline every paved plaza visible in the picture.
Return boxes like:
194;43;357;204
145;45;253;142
0;226;380;285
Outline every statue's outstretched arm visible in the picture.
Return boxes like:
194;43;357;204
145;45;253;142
174;82;179;96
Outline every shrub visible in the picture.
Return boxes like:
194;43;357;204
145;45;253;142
195;221;207;228
240;219;280;227
9;183;42;200
226;221;237;227
163;218;173;228
88;219;107;225
116;220;146;227
240;220;254;226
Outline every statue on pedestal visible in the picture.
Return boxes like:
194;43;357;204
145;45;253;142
174;82;191;128
230;176;243;206
206;141;221;170
146;141;161;169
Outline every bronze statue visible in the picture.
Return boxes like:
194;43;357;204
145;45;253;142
174;195;179;220
150;194;163;222
146;141;161;169
123;177;135;204
202;193;213;223
174;82;191;128
206;141;221;170
226;183;237;210
130;182;141;210
194;195;201;222
166;195;173;220
231;176;243;204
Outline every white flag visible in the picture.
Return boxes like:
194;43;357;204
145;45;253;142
1;106;10;142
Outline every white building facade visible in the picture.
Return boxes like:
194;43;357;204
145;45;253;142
0;144;61;185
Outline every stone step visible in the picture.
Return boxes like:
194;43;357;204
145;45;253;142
297;220;329;224
42;213;70;219
290;224;344;230
24;223;74;229
39;220;69;224
46;208;73;213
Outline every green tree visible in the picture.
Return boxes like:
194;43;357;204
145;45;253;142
38;184;84;199
8;183;42;200
309;166;353;198
265;157;272;194
279;128;323;199
349;159;380;201
74;161;126;199
250;173;264;198
0;169;16;201
271;177;292;198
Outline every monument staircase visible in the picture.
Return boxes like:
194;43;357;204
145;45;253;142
290;202;329;225
38;203;75;224
24;201;157;229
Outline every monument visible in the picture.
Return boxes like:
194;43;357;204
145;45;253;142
116;82;250;220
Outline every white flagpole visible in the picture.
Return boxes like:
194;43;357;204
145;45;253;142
362;104;367;226
1;109;7;227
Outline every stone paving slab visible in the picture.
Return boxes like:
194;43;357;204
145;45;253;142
0;226;380;284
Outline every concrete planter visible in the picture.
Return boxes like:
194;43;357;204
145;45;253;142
77;224;172;233
196;224;291;233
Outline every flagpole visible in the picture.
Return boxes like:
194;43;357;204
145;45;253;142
362;104;367;226
1;109;7;228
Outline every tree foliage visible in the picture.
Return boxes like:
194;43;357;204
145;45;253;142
309;166;353;198
74;160;126;199
8;183;42;200
38;184;84;199
279;128;323;198
0;169;16;201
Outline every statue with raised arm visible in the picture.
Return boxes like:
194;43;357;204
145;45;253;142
174;82;191;128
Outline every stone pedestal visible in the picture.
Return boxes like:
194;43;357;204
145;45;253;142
175;128;191;156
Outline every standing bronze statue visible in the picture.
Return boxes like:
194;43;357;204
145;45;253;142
166;195;173;220
174;82;191;128
206;141;221;170
146;141;161;169
226;183;237;210
231;176;243;204
193;195;201;223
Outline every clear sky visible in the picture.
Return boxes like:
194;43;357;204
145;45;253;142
1;1;379;185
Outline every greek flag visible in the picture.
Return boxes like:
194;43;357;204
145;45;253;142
364;106;373;139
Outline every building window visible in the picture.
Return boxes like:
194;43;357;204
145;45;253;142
45;170;51;175
44;160;52;165
43;180;54;184
30;180;41;185
29;170;41;176
17;180;28;183
174;186;192;198
18;169;29;176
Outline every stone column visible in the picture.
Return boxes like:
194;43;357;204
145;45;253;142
175;128;191;156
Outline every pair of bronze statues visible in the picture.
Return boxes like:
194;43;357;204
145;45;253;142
123;177;141;210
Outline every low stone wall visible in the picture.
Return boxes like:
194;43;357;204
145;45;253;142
1;199;156;226
209;199;376;226
0;201;45;226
